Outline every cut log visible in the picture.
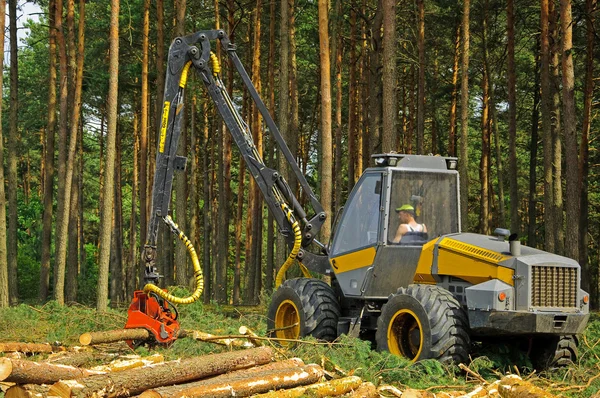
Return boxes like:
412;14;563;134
45;351;118;368
0;343;66;353
90;353;164;372
0;358;103;384
191;330;255;348
251;375;362;398
140;358;305;397
498;375;555;398
5;384;50;398
342;382;378;398
238;326;262;346
159;364;323;398
48;346;273;398
79;328;150;345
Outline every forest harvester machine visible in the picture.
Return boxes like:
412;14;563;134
124;29;589;368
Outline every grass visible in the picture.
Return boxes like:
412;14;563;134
1;301;600;397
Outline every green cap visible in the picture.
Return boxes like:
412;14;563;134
395;204;414;213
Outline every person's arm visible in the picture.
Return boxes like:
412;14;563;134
392;224;409;243
422;224;427;233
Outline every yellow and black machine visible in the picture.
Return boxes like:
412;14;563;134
128;29;589;368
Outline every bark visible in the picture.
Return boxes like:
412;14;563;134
367;2;382;162
498;375;555;397
139;0;150;288
560;0;579;261
0;358;102;384
97;0;119;311
416;0;425;154
276;0;291;272
265;0;276;294
289;0;299;196
333;0;343;213
540;0;554;252
5;384;50;398
0;0;8;309
528;48;541;248
160;365;323;398
7;0;19;306
459;0;470;227
579;0;596;297
0;343;66;353
53;0;70;304
89;354;164;373
66;121;81;303
381;0;397;152
507;0;518;235
202;101;212;303
79;328;151;346
188;95;198;291
480;42;491;235
233;160;245;305
49;347;273;398
189;330;255;349
174;0;188;287
141;359;304;398
318;0;333;243
550;1;563;254
253;376;362;398
39;0;57;303
128;112;139;298
347;5;357;192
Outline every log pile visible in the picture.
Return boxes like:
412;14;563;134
0;338;561;398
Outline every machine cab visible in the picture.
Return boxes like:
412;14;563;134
329;154;460;298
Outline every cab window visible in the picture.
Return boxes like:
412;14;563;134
331;174;382;256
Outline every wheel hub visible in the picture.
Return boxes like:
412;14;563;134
274;299;300;343
387;309;423;361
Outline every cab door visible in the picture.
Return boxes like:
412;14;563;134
330;172;383;297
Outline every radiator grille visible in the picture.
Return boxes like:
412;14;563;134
531;265;578;308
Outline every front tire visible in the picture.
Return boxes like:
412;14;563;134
375;284;470;364
531;335;578;370
267;278;341;343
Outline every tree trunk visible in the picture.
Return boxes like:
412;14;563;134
0;343;66;353
347;5;357;192
560;0;578;261
188;95;198;291
540;0;554;252
7;0;19;305
145;365;323;398
65;122;81;303
507;0;519;235
202;101;212;303
318;0;333;244
0;358;101;385
480;26;491;235
49;347;273;398
110;124;124;306
459;0;470;228
97;0;119;312
366;1;381;164
265;0;276;294
579;0;595;299
55;0;85;305
528;46;541;248
79;328;151;345
39;0;57;303
381;0;397;152
251;375;362;398
550;1;563;254
142;359;304;398
128;112;139;298
5;384;50;398
0;0;7;308
416;0;425;154
139;0;150;289
333;0;343;214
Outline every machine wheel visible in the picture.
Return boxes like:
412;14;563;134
531;335;578;369
375;284;470;364
267;278;341;343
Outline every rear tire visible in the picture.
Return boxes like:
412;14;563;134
267;278;341;343
531;335;578;370
375;284;470;364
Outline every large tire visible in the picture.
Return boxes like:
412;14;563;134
266;278;341;343
375;284;470;364
531;335;578;370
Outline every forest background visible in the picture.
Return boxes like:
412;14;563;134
0;0;597;311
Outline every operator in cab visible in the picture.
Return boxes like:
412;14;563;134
392;204;427;243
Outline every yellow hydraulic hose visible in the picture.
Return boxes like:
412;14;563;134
143;216;204;304
275;203;310;288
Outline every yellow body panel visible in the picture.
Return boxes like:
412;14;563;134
332;247;377;274
436;238;514;285
413;237;514;285
413;240;437;284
